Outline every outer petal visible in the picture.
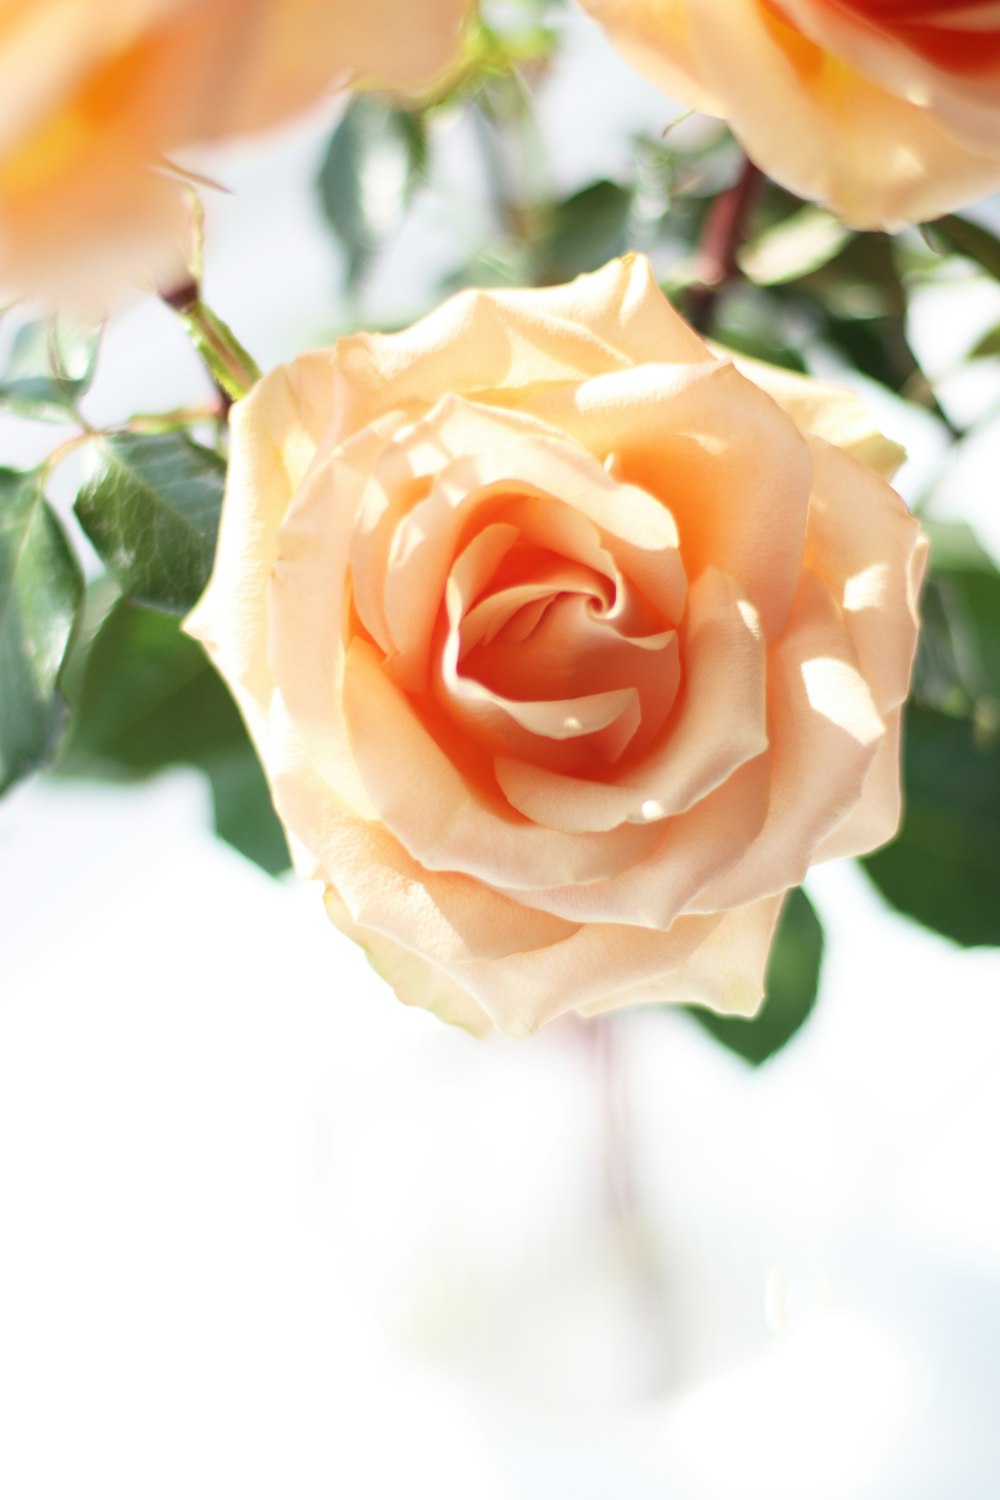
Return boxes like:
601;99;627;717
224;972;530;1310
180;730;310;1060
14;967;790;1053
576;0;725;115
775;0;1000;155
327;256;713;441
803;437;925;716
576;891;785;1019
455;911;729;1036
323;887;494;1037
184;353;338;738
711;344;906;480
688;0;1000;228
694;570;887;910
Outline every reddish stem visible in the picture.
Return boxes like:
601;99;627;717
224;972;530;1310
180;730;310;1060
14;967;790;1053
685;156;764;335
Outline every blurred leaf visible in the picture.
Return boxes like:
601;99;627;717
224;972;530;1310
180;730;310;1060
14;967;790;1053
821;312;918;393
0;319;100;420
59;600;290;873
864;704;1000;946
913;520;1000;716
534;180;633;283
74;432;225;614
970;324;1000;360
205;746;290;876
440;237;536;293
318;97;428;288
800;232;906;318
0;468;83;792
712;284;810;373
687;888;824;1064
713;325;808;374
928;214;1000;281
739;206;853;286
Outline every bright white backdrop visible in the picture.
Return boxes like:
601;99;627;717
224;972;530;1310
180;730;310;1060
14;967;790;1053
3;11;1000;1496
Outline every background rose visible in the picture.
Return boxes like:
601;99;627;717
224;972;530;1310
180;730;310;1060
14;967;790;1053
0;0;470;301
186;255;925;1038
577;0;1000;228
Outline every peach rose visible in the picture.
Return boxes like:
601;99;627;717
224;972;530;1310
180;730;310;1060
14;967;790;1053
186;255;926;1037
0;0;470;301
578;0;1000;228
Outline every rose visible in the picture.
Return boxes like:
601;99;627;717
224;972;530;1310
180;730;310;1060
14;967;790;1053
577;0;1000;228
0;0;470;302
186;255;925;1037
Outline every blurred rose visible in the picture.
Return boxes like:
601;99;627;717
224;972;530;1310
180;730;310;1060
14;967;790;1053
578;0;1000;228
187;256;925;1037
0;0;470;302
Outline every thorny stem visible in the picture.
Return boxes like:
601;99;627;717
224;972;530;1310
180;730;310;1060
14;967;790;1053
685;155;765;335
161;279;261;409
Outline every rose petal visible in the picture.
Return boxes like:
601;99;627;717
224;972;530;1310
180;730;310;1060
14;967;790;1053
811;704;904;864
343;637;663;889
525;360;812;641
455;911;729;1036
328;255;713;442
497;752;771;929
576;891;785;1019
323;887;494;1037
804;437;926;715
711;345;906;481
693;570;886;910
185;353;340;735
495;566;766;830
688;0;1000;228
775;0;1000;156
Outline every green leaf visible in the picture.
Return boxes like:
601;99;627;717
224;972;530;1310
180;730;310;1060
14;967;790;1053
970;323;1000;361
710;283;810;373
864;704;1000;946
687;887;824;1064
739;206;853;287
59;600;290;874
74;432;225;614
318;97;428;288
534;180;633;283
913;520;1000;715
0;468;83;792
928;214;1000;282
0;318;100;420
205;747;291;877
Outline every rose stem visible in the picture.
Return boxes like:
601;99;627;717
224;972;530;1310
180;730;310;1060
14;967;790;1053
591;1013;673;1396
685;154;765;335
161;278;262;411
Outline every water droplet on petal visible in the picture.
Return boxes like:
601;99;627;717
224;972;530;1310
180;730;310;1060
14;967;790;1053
640;798;665;821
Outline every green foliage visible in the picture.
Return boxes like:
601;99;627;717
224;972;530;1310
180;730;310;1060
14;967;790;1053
864;706;1000;947
0;469;83;792
534;180;633;284
59;599;290;874
687;888;824;1064
865;523;1000;947
969;324;1000;361
928;214;1000;282
318;97;429;289
0;318;100;420
75;432;225;615
913;521;1000;716
738;205;853;287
